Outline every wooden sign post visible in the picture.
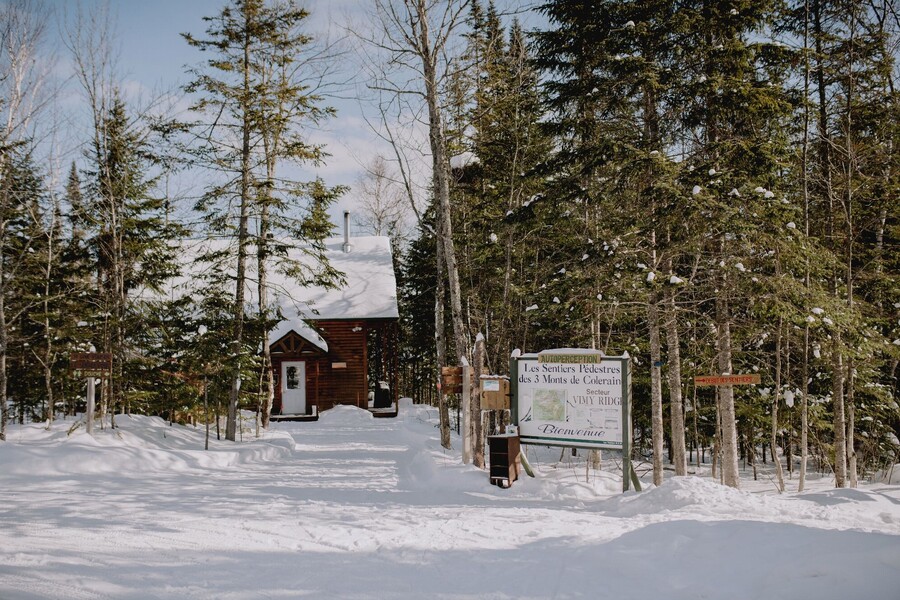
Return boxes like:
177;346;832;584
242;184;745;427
70;352;112;435
86;377;96;434
441;365;477;464
480;377;510;411
461;364;472;465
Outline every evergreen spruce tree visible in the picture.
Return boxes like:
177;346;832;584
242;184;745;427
784;0;899;487
57;162;95;418
455;2;550;372
82;93;181;427
675;0;803;488
183;0;343;438
252;1;343;428
534;0;690;482
0;148;45;431
531;0;624;355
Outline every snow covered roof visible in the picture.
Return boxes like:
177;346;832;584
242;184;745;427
279;235;399;322
163;234;398;338
270;321;329;353
449;151;478;169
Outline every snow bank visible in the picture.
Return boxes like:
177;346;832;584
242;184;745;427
317;404;375;423
602;476;767;517
1;404;899;600
1;414;293;476
872;464;900;484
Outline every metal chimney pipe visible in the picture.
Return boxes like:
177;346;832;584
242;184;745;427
343;210;351;253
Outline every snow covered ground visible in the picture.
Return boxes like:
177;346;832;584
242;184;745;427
2;401;899;599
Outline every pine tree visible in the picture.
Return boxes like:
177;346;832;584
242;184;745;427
0;148;45;430
251;1;343;428
456;3;550;372
676;0;802;488
783;0;899;487
183;0;343;438
532;0;626;355
82;93;181;427
534;0;692;483
57;162;95;418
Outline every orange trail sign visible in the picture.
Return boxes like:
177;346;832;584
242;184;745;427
694;374;761;386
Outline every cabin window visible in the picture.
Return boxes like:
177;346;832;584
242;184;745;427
286;366;300;390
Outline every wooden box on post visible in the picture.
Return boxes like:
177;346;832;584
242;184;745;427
480;376;509;411
488;434;520;488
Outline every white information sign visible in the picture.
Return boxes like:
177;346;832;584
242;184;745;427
482;379;501;392
514;351;628;450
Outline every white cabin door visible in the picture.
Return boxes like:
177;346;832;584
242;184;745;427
281;361;306;414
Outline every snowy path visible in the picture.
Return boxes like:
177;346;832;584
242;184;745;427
2;404;899;599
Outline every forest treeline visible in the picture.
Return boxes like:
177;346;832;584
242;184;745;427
396;0;899;490
0;0;897;491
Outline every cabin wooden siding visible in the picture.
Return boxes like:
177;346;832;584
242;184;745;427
312;320;368;410
271;320;372;414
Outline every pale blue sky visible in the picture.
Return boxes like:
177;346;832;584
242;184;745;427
45;0;539;230
45;0;391;228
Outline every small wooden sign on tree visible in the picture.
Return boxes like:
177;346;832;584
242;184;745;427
440;366;468;395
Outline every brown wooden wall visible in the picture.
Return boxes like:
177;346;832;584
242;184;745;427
271;319;401;415
272;320;369;414
313;320;368;410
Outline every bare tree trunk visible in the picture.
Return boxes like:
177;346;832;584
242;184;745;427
111;219;124;429
829;315;844;485
712;385;720;481
772;318;785;492
693;386;700;469
258;128;275;427
258;208;274;428
0;150;11;440
799;0;812;493
716;292;741;489
664;279;686;476
435;224;450;449
418;9;467;364
800;323;809;492
0;289;7;440
41;203;58;425
473;333;485;468
648;293;664;486
227;12;253;442
832;342;846;487
842;11;858;490
847;357;857;487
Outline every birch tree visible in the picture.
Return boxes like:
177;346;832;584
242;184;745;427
354;156;410;241
184;0;343;438
370;0;470;364
0;0;55;439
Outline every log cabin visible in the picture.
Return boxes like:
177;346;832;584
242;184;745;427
168;212;399;421
268;213;400;420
